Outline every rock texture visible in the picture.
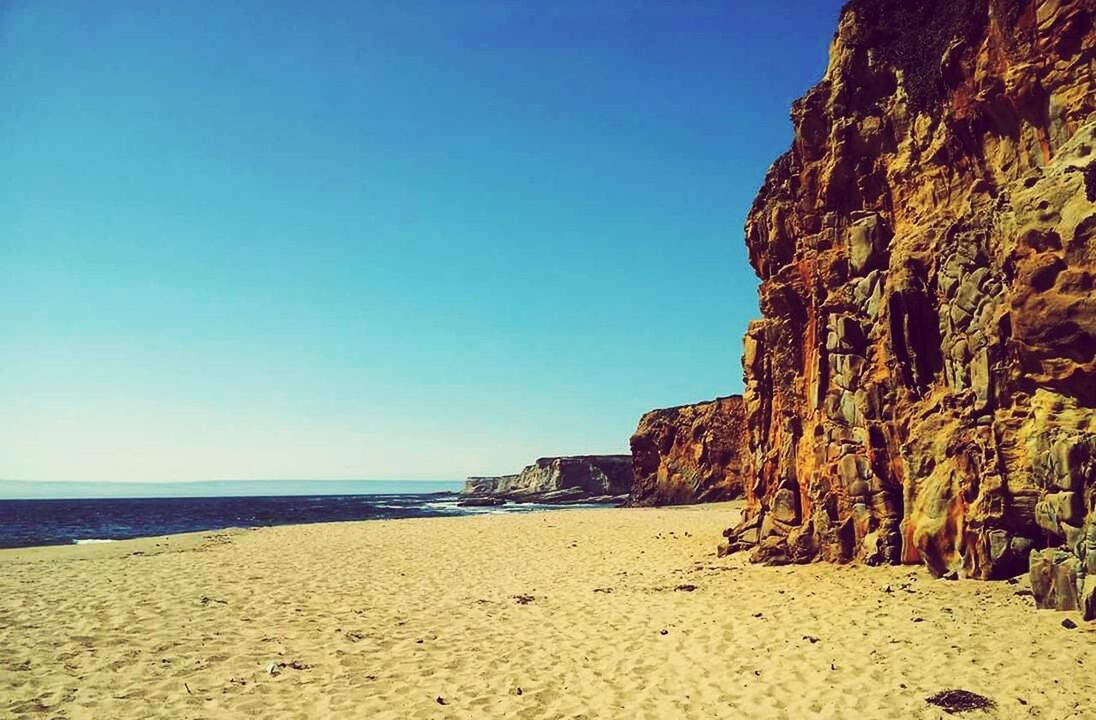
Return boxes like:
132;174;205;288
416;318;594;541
461;456;634;504
463;476;519;496
722;0;1096;618
629;396;751;506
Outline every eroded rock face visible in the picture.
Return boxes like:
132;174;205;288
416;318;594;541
463;475;519;496
629;396;750;506
462;456;634;503
723;0;1096;617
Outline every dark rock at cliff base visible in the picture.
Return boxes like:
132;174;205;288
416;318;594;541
721;0;1096;620
462;455;633;504
456;497;507;507
629;396;751;506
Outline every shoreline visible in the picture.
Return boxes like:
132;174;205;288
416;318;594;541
0;493;619;552
0;526;251;561
3;503;1093;719
0;503;624;557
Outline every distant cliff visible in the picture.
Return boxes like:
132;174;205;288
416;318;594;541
720;0;1095;619
462;456;633;503
629;396;750;506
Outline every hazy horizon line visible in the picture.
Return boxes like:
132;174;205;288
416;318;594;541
0;477;461;485
0;478;464;500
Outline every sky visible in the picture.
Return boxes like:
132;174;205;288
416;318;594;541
1;0;845;484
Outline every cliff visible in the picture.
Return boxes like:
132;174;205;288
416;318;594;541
629;396;751;505
722;0;1096;619
461;455;634;503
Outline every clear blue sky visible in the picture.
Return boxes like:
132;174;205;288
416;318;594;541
1;0;843;483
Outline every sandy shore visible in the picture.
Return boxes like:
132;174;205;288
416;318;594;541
1;502;1093;719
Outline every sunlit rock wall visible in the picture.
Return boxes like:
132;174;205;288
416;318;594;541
723;0;1095;617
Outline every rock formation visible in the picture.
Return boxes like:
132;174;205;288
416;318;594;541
629;396;751;505
721;0;1096;619
461;455;634;504
463;475;519;496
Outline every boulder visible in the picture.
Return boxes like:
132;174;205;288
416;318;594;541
1029;549;1081;612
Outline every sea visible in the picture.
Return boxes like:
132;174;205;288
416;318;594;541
0;480;612;549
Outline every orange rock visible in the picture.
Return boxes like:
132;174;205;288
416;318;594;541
723;0;1096;614
629;396;750;506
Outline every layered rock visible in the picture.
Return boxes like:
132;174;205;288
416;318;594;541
461;455;633;504
629;396;750;505
722;0;1096;618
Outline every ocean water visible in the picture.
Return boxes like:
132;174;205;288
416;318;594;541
0;487;614;549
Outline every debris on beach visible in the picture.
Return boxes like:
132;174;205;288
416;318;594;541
926;689;995;714
512;594;535;605
267;660;312;676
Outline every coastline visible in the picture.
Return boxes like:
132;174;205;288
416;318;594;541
2;502;1093;719
0;492;620;550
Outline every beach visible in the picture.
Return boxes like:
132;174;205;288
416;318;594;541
1;502;1092;720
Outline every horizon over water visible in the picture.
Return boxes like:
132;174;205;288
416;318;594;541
0;478;462;500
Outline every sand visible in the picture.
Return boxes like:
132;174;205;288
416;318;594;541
1;502;1093;719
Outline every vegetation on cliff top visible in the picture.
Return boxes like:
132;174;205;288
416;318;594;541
842;0;988;112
